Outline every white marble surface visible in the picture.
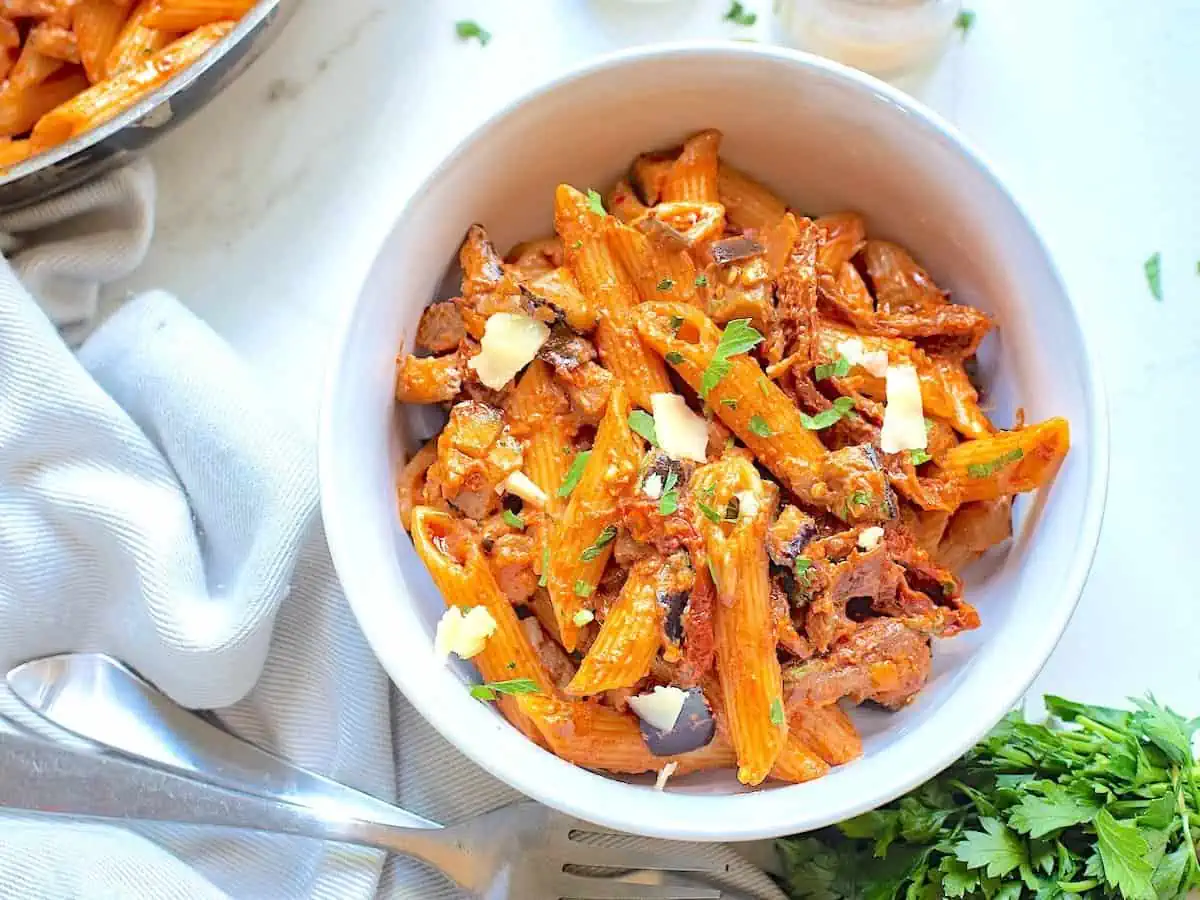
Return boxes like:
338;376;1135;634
107;0;1200;714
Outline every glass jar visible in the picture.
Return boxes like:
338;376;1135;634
776;0;961;78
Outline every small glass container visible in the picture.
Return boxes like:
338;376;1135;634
776;0;961;78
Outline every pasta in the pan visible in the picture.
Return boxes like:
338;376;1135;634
394;129;1070;788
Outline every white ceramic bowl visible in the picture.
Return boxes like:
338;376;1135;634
320;44;1108;841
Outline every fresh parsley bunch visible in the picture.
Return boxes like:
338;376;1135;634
777;695;1200;899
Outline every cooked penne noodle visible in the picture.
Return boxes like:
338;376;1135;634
394;351;462;405
0;136;35;168
105;0;177;77
411;507;553;742
607;218;699;307
0;73;89;137
771;729;832;784
555;183;671;410
693;456;786;785
9;41;64;91
938;418;1070;504
527;266;597;332
27;23;80;64
717;161;788;231
73;0;131;82
545;384;640;652
661;128;721;203
504;360;574;505
143;0;254;31
395;440;438;531
790;704;863;766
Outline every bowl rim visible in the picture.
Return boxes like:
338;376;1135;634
0;0;282;188
319;41;1110;840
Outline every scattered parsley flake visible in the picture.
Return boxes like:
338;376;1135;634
659;471;680;515
628;410;659;446
656;277;675;292
694;274;708;288
909;449;932;465
707;557;719;587
502;509;525;529
505;660;516;670
701;318;763;397
794;557;813;582
455;20;491;46
665;351;685;364
814;356;852;381
580;525;618;562
557;450;591;497
572;239;583;250
724;0;757;26
799;396;855;430
669;314;685;332
748;415;773;437
697;500;723;523
538;545;549;587
721;398;738;410
469;678;539;701
586;189;606;216
954;8;976;37
573;580;594;598
769;697;785;726
966;447;1023;479
1145;251;1163;301
757;375;770;396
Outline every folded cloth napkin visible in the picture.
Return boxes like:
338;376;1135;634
0;166;790;900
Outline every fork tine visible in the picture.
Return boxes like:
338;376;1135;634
549;873;722;900
560;840;726;874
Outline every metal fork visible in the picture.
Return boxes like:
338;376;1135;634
0;655;725;900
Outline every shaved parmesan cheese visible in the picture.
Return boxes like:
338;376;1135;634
642;472;664;500
880;364;927;453
651;393;709;463
836;337;889;377
503;471;547;508
628;685;688;733
654;761;679;791
468;313;549;390
858;526;885;551
434;606;497;660
735;490;759;520
573;609;595;627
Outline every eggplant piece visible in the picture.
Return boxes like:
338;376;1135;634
711;235;765;266
635;687;716;757
635;215;691;252
767;504;818;568
660;589;688;644
638;449;688;496
536;326;595;372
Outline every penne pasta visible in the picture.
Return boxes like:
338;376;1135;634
143;0;254;31
73;0;131;83
0;73;90;137
661;128;721;203
938;418;1070;504
394;351;462;404
717;161;788;231
607;217;700;307
105;0;178;78
395;439;438;531
790;704;863;766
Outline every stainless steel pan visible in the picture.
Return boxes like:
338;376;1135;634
0;0;297;211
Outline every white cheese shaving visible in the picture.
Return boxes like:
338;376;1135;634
880;364;927;453
468;313;550;390
503;471;547;508
434;606;497;660
651;393;709;463
654;761;679;792
858;526;885;551
572;609;595;627
627;685;688;733
735;490;759;521
642;472;664;500
836;337;889;378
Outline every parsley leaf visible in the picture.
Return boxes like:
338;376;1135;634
954;818;1025;878
721;398;738;409
748;415;773;437
665;351;685;364
770;697;785;726
814;356;851;381
954;8;976;37
799;396;855;430
1145;251;1163;301
586;188;606;216
724;1;757;26
669;314;685;332
573;580;594;597
697;500;722;523
538;545;549;587
455;20;491;45
659;471;680;515
966;447;1023;479
758;375;770;396
502;509;525;529
695;274;708;287
580;525;618;562
1095;809;1156;897
628;410;658;446
794;557;813;582
657;277;674;291
469;678;538;701
909;449;932;465
558;450;591;497
701;318;763;397
1009;783;1099;838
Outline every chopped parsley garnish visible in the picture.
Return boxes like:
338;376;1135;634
574;580;594;597
628;410;658;446
757;375;770;396
502;509;525;529
469;678;539;701
505;660;516;670
721;398;738;410
925;417;935;434
1145;251;1163;301
580;525;617;562
656;277;675;292
697;500;723;523
538;545;549;587
909;449;932;465
557;450;591;497
455;20;491;45
707;556;719;586
665;351;685;364
701;318;763;397
702;484;716;499
814;356;852;381
799;396;855;430
794;557;813;582
669;314;685;332
954;8;976;37
850;490;870;508
694;274;708;288
724;0;757;26
769;697;785;726
967;447;1023;479
571;239;582;249
748;415;774;437
586;188;606;216
659;471;680;515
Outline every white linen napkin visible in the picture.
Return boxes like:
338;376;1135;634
0;166;789;900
